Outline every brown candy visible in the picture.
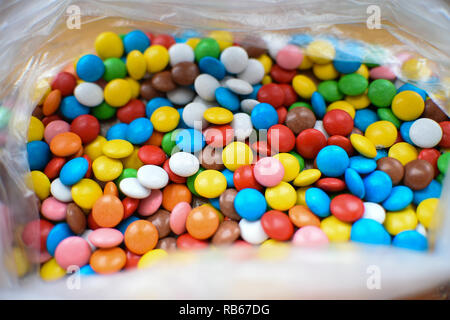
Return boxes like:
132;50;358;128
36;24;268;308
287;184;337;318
403;159;434;190
140;79;163;100
171;62;199;86
376;157;404;185
147;209;171;238
151;71;176;92
191;196;209;208
219;189;241;221
350;127;363;136
156;237;177;251
285;107;316;135
212;220;240;245
239;35;267;58
32;106;44;119
198;145;225;171
66;203;86;234
422;99;448;123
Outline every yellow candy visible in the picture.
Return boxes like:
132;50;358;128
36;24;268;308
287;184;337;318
265;181;297;211
321;216;351;242
84;135;106;161
296;187;310;206
126;77;140;99
293;169;321;187
104;79;132;107
388;142;418;165
222;141;253;171
273;153;300;182
306;40;335;64
313;62;339;80
194;170;227;198
355;64;369;79
137;249;168;269
33;79;51;105
327;100;355;118
365;121;398;148
29;171;50;200
345;92;370;109
262;75;272;85
208;30;233;50
391;91;424;121
92;156;123;182
292;75;316;99
186;38;200;49
150;106;180;132
5;246;30;277
122;147;144;170
384;205;418;236
40;258;66;281
126;50;147;80
203;107;233;124
417;198;439;229
144;45;169;73
350;134;377;158
95;32;124;59
28;116;44;142
401;58;432;81
102;139;134;159
71;179;103;210
258;240;289;260
257;54;272;74
298;54;313;70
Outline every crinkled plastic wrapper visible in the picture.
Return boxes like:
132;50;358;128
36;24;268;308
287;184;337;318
0;0;449;299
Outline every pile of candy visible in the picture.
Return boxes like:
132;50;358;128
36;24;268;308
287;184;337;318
23;29;449;281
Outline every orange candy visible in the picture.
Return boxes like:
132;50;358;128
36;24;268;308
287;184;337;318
50;132;82;157
43;89;61;116
104;181;119;197
90;247;126;274
124;220;158;255
146;130;164;146
288;205;321;228
92;194;124;228
162;183;192;211
186;204;220;240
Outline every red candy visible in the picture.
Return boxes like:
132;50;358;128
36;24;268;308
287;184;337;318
330;194;364;222
87;212;101;230
124;250;141;270
70;114;100;144
270;65;297;84
268;124;295;153
22;219;54;251
439;121;450;148
44;157;66;180
261;210;294;241
176;233;208;250
82;155;92;178
122;197;140;219
203;125;234;148
276;107;288;124
163;159;187;183
327;135;354;156
278;84;297;106
418;148;441;177
323;109;354;136
315;178;346;192
233;165;263;191
251;141;272;157
138;145;166;165
117;99;146;124
152;34;176;49
257;83;285;108
42;115;62;127
296;128;327;159
51;72;77;96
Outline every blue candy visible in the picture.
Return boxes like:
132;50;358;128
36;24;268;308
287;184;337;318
116;216;139;234
349;156;377;174
27;140;50;171
175;128;205;153
215;87;240;112
316;145;349;177
60;96;90;120
106;123;128;140
305;187;331;218
363;170;392;203
382;185;413;211
123;30;150;53
311;91;326;119
241;84;261;100
199;57;226;80
374;149;388;161
76;54;105;82
413;179;442;205
354;108;379;132
251;103;278;130
59;157;89;186
400;121;415;145
146;97;173;118
392;230;428;251
221;168;235;188
209;197;221;210
350;219;391;245
126;117;153;144
333;41;363;74
289;33;313;46
79;264;96;276
345;168;365;199
46;223;74;256
397;83;427;101
234;188;267;221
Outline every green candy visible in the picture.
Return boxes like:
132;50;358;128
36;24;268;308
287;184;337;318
91;101;116;120
437;152;449;174
103;57;127;81
289;151;305;171
194;38;220;62
289;101;312;111
187;167;205;197
436;173;445;184
0;106;11;129
161;129;182;155
377;108;401;128
338;73;368;96
115;168;137;186
317;80;344;102
367;79;396;107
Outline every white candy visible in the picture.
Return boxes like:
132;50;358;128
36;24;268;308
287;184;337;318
263;33;289;59
239;219;269;245
119;178;151;199
74;82;103;107
169;152;199;177
240;99;259;114
220;46;249;74
226;78;253;95
80;230;96;251
183;102;208;129
50;178;73;202
237;59;264;85
416;223;427;237
137;165;169;189
168;43;195;66
193;95;217;108
362;202;386;224
409;118;443;148
219;75;235;87
231;113;253;140
167;87;195;105
314;120;329;139
194;74;220;101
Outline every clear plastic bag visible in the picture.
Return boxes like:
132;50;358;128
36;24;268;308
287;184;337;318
0;0;449;299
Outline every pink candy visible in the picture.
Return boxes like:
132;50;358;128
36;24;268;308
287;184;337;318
88;228;124;248
276;44;304;70
369;66;396;81
253;157;285;187
41;197;67;221
54;236;91;269
292;226;329;247
44;120;70;144
137;189;162;216
170;201;191;235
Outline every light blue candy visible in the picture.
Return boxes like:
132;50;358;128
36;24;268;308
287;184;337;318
289;33;313;46
76;54;105;82
374;149;388;161
126;117;153;144
345;168;365;199
413;179;442;205
209;197;221;210
311;91;326;119
123;30;150;53
397;83;427;101
305;187;330;218
117;216;139;234
215;87;240;111
350;219;391;245
382;185;413;211
349;156;377;174
354;108;379;132
400;121;415;145
251;103;279;130
363;170;392;203
234;188;267;221
175;128;205;153
316;145;349;177
46;223;74;256
60;96;89;120
392;230;428;251
221;168;235;188
59;157;89;186
146;97;173;118
27;140;50;171
241;84;261;100
333;41;363;74
106;123;128;140
199;57;226;80
79;264;96;276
